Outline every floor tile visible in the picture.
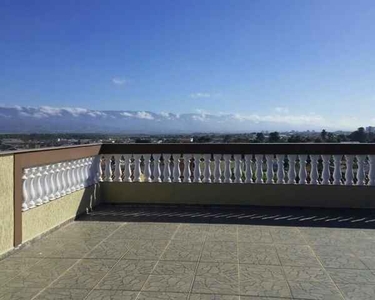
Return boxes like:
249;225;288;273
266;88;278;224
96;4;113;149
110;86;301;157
239;280;291;298
0;287;42;300
276;245;321;267
318;254;368;269
86;290;138;300
338;283;375;300
269;227;306;244
359;256;375;269
0;257;41;272
139;292;188;300
161;241;204;262
51;259;116;289
143;274;194;292
192;263;239;295
201;242;237;263
238;244;279;265
240;265;285;281
283;266;330;282
189;294;239;300
327;268;375;284
238;228;273;244
123;240;169;260
34;288;90;300
0;271;20;287
6;259;77;288
288;281;343;299
152;261;197;275
85;239;132;259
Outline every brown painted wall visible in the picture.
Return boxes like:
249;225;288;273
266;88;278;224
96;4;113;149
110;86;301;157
101;182;375;208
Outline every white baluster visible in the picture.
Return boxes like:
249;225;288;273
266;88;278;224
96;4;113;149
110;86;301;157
163;154;171;183
369;155;375;186
80;159;86;188
42;165;50;203
60;162;66;196
345;155;354;186
276;155;285;184
234;154;242;183
114;155;122;182
65;162;72;193
333;155;342;185
153;154;162;182
123;154;132;182
70;161;77;191
203;154;211;183
299;155;307;185
266;155;274;184
75;160;82;190
245;155;253;183
28;167;37;208
322;155;331;185
22;168;30;211
193;154;202;183
133;154;141;182
214;154;222;183
172;154;181;183
105;156;113;182
144;154;152;182
183;155;191;183
35;166;43;205
49;164;56;200
310;155;319;185
224;154;231;183
255;154;263;184
87;157;94;185
98;156;103;182
288;155;296;184
54;163;62;198
83;158;89;187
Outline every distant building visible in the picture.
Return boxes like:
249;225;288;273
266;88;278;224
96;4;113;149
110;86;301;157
366;126;375;133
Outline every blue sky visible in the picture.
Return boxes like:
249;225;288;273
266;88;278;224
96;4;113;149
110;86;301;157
1;0;375;129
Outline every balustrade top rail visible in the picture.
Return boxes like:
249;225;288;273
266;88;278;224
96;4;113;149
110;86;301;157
100;143;375;155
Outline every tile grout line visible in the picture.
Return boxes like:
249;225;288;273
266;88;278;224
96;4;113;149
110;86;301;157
133;223;182;300
186;226;209;300
29;222;128;300
296;227;346;300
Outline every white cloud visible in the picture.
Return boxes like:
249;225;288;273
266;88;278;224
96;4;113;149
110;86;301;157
40;106;63;116
190;92;211;98
274;107;289;114
135;111;154;120
120;112;133;117
112;77;128;85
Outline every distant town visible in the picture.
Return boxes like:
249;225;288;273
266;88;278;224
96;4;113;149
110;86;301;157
0;126;374;152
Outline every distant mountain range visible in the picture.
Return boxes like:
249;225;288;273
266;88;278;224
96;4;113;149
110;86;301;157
0;105;324;133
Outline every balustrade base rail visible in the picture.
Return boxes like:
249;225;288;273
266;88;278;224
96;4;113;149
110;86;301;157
100;182;375;209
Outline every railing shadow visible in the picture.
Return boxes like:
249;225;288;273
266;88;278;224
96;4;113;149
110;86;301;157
78;203;375;229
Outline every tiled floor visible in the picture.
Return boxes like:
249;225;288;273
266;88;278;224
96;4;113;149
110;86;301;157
2;205;375;299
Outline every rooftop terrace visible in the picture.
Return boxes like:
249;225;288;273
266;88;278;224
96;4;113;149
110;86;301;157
1;143;375;299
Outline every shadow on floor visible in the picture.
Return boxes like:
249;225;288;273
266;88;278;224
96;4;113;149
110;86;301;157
77;204;375;229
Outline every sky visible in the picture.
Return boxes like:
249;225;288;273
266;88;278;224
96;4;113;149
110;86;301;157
1;0;375;130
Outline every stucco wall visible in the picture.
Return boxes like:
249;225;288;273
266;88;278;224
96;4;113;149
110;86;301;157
0;155;14;256
22;184;99;243
101;182;375;208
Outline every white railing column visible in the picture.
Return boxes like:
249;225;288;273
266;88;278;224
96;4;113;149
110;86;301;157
357;155;365;186
369;155;375;186
345;155;354;186
288;155;296;184
224;154;231;183
49;164;56;200
65;162;72;193
276;155;285;184
35;166;44;206
153;154;162;182
214;154;222;183
333;155;342;185
193;154;201;183
203;154;211;183
163;154;172;183
245;155;253;183
234;154;242;183
22;168;30;211
144;154;152;182
114;155;122;182
299;155;307;185
60;163;67;196
310;155;319;185
133;154;141;182
172;154;181;183
183;155;191;183
42;166;50;203
29;168;37;208
322;155;331;185
255;154;263;184
266;154;274;184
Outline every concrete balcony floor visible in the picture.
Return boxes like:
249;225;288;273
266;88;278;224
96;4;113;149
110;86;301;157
2;205;375;300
